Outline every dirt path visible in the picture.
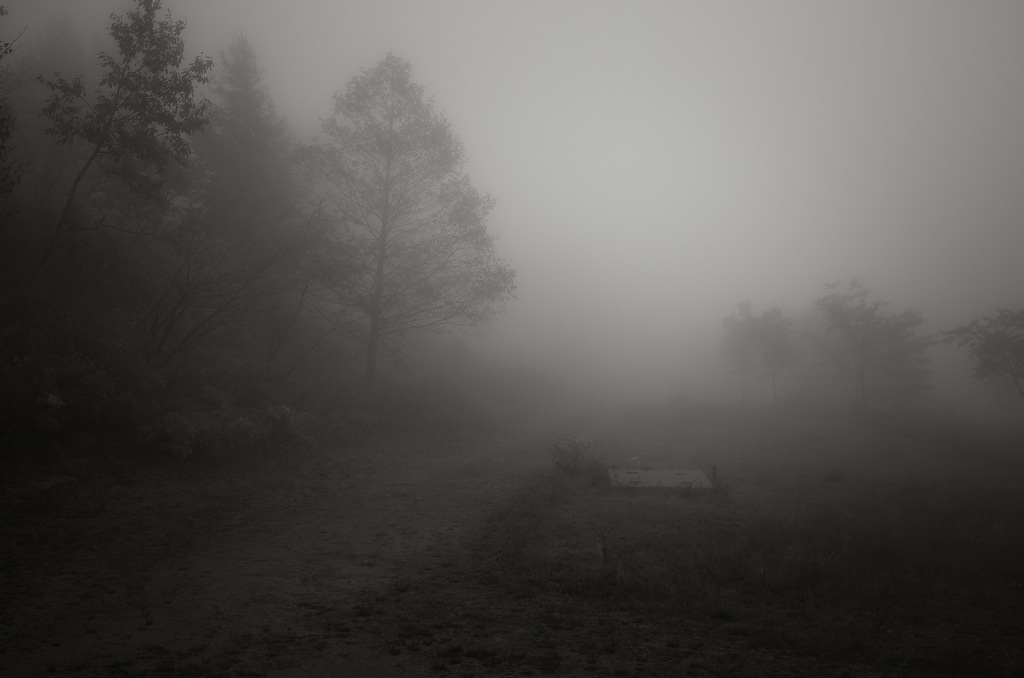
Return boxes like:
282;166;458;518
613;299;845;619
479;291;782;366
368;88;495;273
1;433;554;677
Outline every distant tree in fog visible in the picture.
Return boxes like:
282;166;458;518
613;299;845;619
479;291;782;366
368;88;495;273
34;0;213;273
201;33;291;228
758;306;795;404
722;301;795;404
303;53;515;390
721;301;759;401
943;308;1024;401
0;95;15;198
816;280;930;411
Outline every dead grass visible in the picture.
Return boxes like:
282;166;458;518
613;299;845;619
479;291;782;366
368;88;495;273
476;404;1024;676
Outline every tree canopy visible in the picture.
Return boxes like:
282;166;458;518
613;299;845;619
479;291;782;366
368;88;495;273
35;0;213;271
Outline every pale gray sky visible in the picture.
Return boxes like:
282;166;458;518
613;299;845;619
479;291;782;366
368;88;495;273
5;1;1024;397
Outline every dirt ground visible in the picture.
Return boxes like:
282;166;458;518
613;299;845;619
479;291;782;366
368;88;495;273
1;421;991;678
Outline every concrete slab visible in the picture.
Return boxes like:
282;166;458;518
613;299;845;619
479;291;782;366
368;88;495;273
608;468;711;489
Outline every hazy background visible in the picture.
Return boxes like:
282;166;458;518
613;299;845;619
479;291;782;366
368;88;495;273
6;0;1024;404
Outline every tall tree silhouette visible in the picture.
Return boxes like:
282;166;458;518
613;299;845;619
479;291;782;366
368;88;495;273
306;54;515;389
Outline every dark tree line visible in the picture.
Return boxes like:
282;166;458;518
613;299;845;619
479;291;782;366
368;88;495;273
0;1;513;460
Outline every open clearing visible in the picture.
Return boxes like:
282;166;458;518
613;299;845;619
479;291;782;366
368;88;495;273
2;403;1023;677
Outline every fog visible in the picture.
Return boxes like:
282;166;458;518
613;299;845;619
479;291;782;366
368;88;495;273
6;0;1024;408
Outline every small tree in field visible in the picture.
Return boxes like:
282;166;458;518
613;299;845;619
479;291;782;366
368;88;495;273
816;280;930;411
307;53;515;390
943;308;1024;402
35;0;213;272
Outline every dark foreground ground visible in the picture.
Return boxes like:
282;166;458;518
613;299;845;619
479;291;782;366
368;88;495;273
2;405;1022;677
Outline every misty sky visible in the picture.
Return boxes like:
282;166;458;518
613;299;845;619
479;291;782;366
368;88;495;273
5;1;1024;397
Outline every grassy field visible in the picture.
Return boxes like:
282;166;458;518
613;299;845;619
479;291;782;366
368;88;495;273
3;399;1022;676
476;401;1024;676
